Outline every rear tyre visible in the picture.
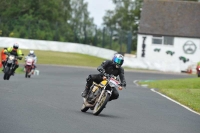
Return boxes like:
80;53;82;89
93;92;110;116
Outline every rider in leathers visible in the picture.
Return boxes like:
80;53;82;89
3;43;23;75
81;54;126;101
25;50;37;70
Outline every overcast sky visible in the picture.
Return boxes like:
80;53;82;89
84;0;115;27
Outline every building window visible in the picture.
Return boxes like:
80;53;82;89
152;36;174;45
164;36;174;45
152;36;162;44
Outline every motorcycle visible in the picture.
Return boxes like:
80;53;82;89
24;57;35;78
81;70;123;116
3;53;22;80
196;65;200;77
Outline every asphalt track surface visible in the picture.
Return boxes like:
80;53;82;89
0;65;199;133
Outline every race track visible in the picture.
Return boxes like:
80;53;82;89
0;65;199;133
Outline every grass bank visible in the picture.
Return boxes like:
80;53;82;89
19;49;105;67
0;49;105;74
139;78;200;113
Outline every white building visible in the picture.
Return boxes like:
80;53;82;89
137;0;200;71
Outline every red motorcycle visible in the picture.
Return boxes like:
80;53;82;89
24;57;34;78
196;65;200;77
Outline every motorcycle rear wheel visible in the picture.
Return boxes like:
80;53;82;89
93;92;110;116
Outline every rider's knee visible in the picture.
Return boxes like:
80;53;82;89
112;90;119;100
113;93;119;99
86;75;92;82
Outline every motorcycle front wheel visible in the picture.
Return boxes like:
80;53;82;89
93;91;110;116
25;67;32;78
3;67;11;80
25;72;31;78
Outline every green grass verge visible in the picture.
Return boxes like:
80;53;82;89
18;49;105;67
139;78;200;113
0;48;106;74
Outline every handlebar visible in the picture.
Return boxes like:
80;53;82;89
17;57;22;60
97;66;126;88
4;52;23;60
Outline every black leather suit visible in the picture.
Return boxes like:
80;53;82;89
86;60;126;100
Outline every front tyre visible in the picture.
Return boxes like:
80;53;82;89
93;91;110;116
3;67;11;80
3;74;7;80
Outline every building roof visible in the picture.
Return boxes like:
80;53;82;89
138;0;200;38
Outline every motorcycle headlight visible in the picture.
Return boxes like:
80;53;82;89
198;68;200;70
109;82;115;87
9;56;14;60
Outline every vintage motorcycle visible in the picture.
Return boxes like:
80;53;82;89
81;70;123;115
24;57;35;78
196;65;200;77
3;53;22;80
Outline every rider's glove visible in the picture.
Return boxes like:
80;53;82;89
97;66;105;73
18;57;22;60
122;82;126;87
99;68;105;73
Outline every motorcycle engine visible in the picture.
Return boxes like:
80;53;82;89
87;85;100;103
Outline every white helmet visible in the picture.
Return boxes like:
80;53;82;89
13;43;19;49
29;50;34;54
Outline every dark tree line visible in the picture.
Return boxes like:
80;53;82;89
0;0;197;53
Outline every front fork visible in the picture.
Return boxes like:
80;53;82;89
97;87;112;103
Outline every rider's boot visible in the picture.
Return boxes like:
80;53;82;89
81;86;89;98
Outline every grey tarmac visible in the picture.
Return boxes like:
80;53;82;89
0;65;199;133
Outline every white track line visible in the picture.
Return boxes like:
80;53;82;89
133;80;139;86
133;80;200;116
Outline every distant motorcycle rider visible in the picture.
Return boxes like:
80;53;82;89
25;50;37;71
196;61;200;71
3;43;23;75
1;47;7;68
81;53;126;101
